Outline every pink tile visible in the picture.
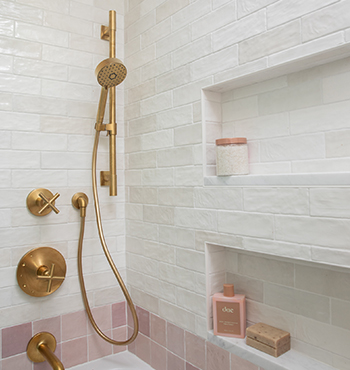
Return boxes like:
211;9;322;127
231;353;259;370
150;314;166;346
150;341;167;370
185;331;206;370
135;332;151;365
167;322;184;358
127;326;136;354
88;330;113;361
34;344;61;370
2;322;32;358
61;337;87;368
186;363;200;370
168;351;185;370
112;301;126;327
206;341;230;370
33;316;61;343
2;353;32;370
62;310;87;341
112;326;127;354
87;305;111;334
136;306;150;337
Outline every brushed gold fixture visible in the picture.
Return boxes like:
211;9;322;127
17;247;66;297
27;332;64;370
27;188;60;216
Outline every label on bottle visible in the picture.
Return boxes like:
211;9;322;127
216;301;241;335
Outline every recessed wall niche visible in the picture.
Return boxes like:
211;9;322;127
202;48;350;180
205;243;350;369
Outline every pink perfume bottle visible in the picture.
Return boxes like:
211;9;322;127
213;284;246;338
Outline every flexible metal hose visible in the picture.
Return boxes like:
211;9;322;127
76;130;139;345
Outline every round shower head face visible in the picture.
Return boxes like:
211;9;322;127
95;58;127;88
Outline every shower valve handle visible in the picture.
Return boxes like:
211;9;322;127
26;189;60;216
38;192;60;214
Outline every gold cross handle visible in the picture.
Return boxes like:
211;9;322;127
37;263;65;293
38;192;60;214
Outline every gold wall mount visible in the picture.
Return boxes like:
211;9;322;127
17;247;66;297
27;188;60;216
27;332;64;370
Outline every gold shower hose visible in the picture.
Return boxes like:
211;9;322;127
76;129;139;345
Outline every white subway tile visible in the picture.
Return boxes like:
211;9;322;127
290;100;350;135
128;79;156;104
140;91;172;116
173;77;212;107
0;150;40;169
159;225;195;249
15;22;69;47
172;0;210;31
0;226;40;247
0;111;40;131
158;187;194;207
276;215;350;249
244;188;309;215
0;17;14;37
191;1;236;41
0;72;40;95
156;0;189;23
239;20;301;64
218;210;274;238
177;249;205;273
44;10;92;36
128;151;157;169
265;283;330;323
191;45;239;81
174;208;216;231
41;115;92;135
127;253;158;277
42;79;93;101
141;18;171;48
238;0;276;18
176;288;207;317
302;1;350;42
222;96;258;122
157;65;191;93
14;57;68;80
156;26;191;58
260;133;325;162
141;54;171;82
129;187;157;204
0;209;11;228
12;132;67;151
14;95;67;116
142;168;174;186
66;100;96;118
157;146;193;167
323;70;350;104
326;129;350;158
249;161;292;174
194;187;243;210
213;9;266;52
143;204;174;225
175;166;203;187
94;0;124;12
17;0;69;14
0;132;10;149
311;247;350;267
127;11;155;41
159;300;196;332
42;44;93;68
268;0;337;29
292;157;350;173
0;92;12;111
126;220;158;241
69;1;108;23
310;188;350;218
0;36;42;59
0;1;43;24
0;171;11;188
141;129;173;151
156;105;193;130
174;123;202;146
69;33;108;55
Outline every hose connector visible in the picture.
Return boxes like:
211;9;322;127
72;193;89;218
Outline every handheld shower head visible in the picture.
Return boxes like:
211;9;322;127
95;57;127;88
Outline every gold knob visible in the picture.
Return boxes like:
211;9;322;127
27;189;60;216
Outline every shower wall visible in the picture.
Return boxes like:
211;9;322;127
0;0;126;334
124;0;350;369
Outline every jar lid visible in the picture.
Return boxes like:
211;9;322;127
216;137;247;145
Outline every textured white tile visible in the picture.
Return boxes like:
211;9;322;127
172;0;210;31
156;26;191;58
323;70;350;104
222;96;258;122
14;57;68;80
142;168;174;186
158;187;194;207
141;129;173;150
173;77;212;107
175;208;217;231
127;11;155;41
175;166;203;186
310;188;350;218
0;1;43;24
213;9;266;52
159;225;195;249
141;53;171;82
177;249;205;273
276;215;350;249
128;151;157;169
0;150;40;169
0;72;40;94
238;0;276;18
159;300;196;332
326;130;350;158
311;247;350;267
157;146;193;167
156;105;193;129
239;20;301;63
260;133;325;162
244;188;309;215
194;187;243;210
128;78;156;103
143;204;174;225
140;91;172;115
0;17;14;37
156;0;189;23
302;1;350;42
12;132;67;151
218;211;274;238
141;18;171;48
44;10;92;36
174;123;202;146
292;157;350;173
42;44;93;68
156;65;191;93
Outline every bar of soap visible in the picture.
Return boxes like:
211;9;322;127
246;323;290;357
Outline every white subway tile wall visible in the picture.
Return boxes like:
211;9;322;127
1;0;350;369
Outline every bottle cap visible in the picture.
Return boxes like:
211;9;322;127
216;137;247;145
223;284;234;297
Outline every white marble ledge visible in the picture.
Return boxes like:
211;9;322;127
204;173;350;187
208;331;335;370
